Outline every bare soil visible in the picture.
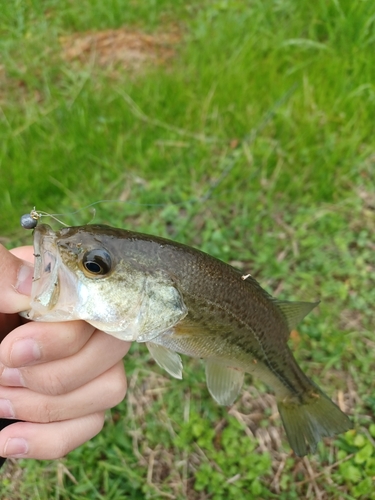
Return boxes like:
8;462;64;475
60;28;180;71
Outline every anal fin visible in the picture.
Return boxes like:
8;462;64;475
146;342;183;379
206;359;244;405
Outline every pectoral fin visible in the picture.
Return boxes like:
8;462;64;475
146;342;183;379
205;359;244;405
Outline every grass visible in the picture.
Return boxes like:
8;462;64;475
0;0;375;498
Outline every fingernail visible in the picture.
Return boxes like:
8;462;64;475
11;338;41;366
0;399;15;418
15;264;34;296
4;438;28;457
0;366;24;387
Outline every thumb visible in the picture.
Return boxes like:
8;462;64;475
0;245;34;314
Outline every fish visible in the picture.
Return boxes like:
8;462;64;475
23;223;352;456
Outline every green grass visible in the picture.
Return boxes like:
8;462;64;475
1;0;375;498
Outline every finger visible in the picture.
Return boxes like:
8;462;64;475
10;246;34;264
0;412;105;460
0;320;95;368
0;330;131;395
0;246;35;338
0;245;34;314
0;359;127;422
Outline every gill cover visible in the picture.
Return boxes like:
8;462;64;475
98;273;188;343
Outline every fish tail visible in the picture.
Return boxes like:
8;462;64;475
277;387;352;456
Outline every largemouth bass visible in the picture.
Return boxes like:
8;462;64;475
23;223;352;456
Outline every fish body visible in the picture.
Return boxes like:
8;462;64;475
25;224;352;456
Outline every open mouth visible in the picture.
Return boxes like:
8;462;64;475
26;224;61;319
21;224;81;322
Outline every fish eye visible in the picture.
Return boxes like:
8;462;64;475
82;249;112;276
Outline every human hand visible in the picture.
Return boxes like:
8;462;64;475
0;244;130;460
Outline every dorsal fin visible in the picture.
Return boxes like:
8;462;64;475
273;299;320;332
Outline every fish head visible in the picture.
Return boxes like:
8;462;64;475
28;223;117;324
25;224;187;342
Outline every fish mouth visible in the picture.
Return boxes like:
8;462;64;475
23;224;78;321
23;223;60;319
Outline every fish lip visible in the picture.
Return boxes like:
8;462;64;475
27;223;61;317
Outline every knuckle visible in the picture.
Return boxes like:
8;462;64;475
107;368;127;407
47;437;70;459
40;371;69;397
53;436;72;459
90;412;106;433
54;413;105;459
21;367;69;397
50;372;69;396
54;448;67;460
36;400;61;423
54;412;105;458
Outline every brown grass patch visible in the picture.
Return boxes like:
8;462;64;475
60;28;180;72
0;459;25;498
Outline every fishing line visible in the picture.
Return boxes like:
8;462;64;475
20;195;214;230
20;177;233;229
20;83;299;231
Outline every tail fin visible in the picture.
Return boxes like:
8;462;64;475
278;389;352;456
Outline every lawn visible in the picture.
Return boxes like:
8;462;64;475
0;1;375;498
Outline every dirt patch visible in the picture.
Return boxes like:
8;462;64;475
0;28;179;105
60;28;180;72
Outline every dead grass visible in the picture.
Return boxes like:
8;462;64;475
60;27;181;72
124;365;358;500
0;459;24;499
0;27;180;106
0;356;360;499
